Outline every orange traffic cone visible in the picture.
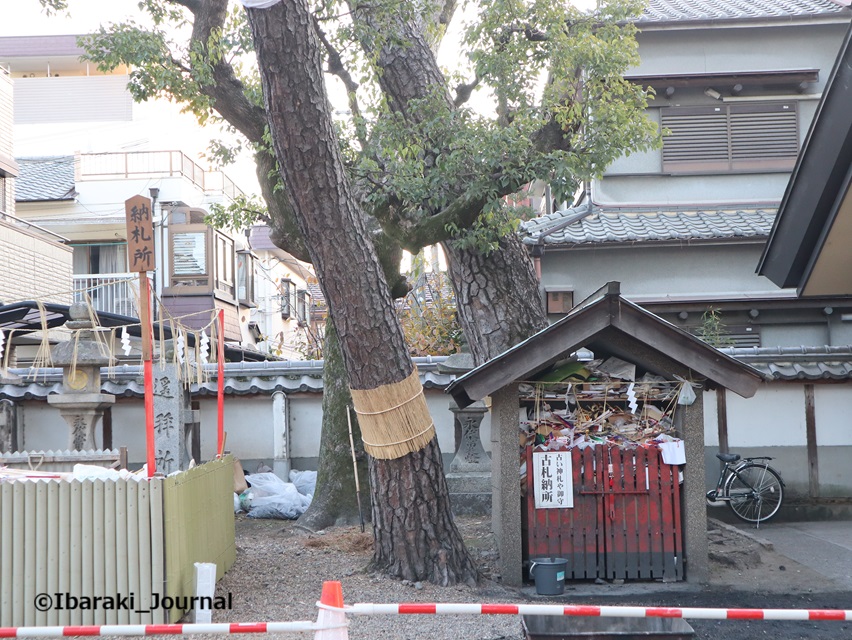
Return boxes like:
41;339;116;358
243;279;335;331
314;581;348;639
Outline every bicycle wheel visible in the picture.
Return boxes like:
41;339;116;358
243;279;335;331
724;463;784;524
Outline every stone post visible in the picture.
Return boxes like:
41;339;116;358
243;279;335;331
47;302;115;450
445;399;492;515
152;361;191;475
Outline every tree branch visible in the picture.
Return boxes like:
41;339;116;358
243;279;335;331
169;0;267;142
170;0;202;12
311;15;368;148
453;75;481;107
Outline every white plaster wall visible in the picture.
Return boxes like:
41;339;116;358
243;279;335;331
539;243;775;303
760;324;831;348
197;395;275;463
702;390;719;447
11;387;527;470
829;320;852;344
284;393;323;461
109;401;150;460
814;385;852;447
630;23;847;85
724;385;806;448
18;402;68;451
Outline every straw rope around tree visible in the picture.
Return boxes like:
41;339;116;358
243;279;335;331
350;367;436;460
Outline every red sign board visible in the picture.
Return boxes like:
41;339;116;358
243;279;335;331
125;195;155;272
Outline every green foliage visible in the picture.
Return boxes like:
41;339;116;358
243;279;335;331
75;0;660;258
80;19;218;122
206;194;269;231
79;1;261;124
695;307;733;347
347;0;660;252
398;269;462;357
38;0;67;15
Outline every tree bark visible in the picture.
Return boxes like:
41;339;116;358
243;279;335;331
246;0;478;585
348;6;550;364
298;320;370;530
445;234;549;365
369;438;478;584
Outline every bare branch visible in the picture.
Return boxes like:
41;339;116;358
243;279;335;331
311;15;368;148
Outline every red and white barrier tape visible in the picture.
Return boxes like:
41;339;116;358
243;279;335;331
3;602;851;637
347;602;852;621
0;621;326;638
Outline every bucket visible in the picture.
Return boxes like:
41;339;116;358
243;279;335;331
529;557;568;596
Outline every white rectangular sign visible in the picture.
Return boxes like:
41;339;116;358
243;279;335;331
533;451;573;509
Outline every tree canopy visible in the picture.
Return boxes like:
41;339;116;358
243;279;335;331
79;0;658;262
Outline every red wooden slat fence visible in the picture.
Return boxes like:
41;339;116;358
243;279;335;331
524;445;684;582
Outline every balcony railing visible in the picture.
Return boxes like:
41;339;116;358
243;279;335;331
73;273;139;318
77;151;245;201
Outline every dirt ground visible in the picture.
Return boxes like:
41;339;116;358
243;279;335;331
213;514;852;640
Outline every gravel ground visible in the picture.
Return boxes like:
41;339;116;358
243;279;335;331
199;514;852;640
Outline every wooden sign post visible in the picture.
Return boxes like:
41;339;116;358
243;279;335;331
125;194;156;477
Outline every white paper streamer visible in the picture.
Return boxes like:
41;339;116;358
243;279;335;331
120;326;132;356
176;330;186;364
626;382;638;414
199;330;210;363
0;329;4;364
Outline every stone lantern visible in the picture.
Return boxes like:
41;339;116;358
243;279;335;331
438;344;492;515
47;302;116;450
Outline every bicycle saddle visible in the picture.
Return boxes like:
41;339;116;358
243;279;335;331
716;452;741;463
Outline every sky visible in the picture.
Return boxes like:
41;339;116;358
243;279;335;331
2;0;148;37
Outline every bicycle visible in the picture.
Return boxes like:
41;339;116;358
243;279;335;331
706;452;785;526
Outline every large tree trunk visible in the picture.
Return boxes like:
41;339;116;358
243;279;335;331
246;0;479;586
297;321;370;530
444;234;549;365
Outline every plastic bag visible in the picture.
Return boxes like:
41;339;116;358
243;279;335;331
676;378;697;405
244;472;312;520
289;469;317;498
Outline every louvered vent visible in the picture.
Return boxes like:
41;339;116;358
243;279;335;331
661;103;798;173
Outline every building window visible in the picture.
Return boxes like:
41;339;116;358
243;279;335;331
661;102;799;173
296;289;311;326
236;251;256;306
172;233;207;276
545;289;574;315
72;243;128;275
279;278;296;318
214;233;235;298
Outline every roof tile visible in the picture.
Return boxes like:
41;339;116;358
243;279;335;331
522;206;775;246
638;0;846;23
15;156;77;202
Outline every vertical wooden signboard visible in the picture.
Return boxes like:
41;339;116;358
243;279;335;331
125;195;156;477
